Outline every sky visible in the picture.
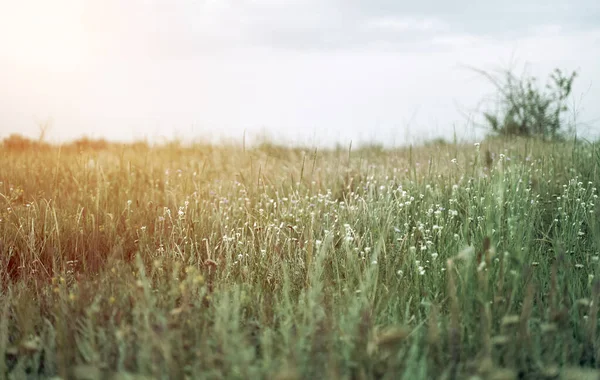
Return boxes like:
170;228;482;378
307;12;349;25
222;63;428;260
0;0;599;147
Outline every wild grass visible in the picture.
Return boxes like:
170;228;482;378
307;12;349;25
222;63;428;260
1;137;600;379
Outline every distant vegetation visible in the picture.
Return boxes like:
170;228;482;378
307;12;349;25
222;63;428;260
3;66;582;152
1;134;145;152
1;134;51;151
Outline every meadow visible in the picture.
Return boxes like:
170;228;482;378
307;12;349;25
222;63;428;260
1;137;600;379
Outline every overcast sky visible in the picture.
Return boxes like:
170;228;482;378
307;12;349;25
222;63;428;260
0;0;599;146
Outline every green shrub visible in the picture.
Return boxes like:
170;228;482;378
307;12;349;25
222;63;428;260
474;66;577;139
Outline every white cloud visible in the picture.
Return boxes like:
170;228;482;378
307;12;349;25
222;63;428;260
431;34;488;48
364;16;447;33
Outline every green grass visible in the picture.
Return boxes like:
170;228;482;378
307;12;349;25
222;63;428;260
1;137;600;379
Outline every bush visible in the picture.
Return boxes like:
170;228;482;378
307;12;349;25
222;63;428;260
2;134;50;151
473;66;577;139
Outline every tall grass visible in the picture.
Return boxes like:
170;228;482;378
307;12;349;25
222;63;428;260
1;137;600;379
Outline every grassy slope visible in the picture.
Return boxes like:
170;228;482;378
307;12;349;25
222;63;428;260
1;138;600;379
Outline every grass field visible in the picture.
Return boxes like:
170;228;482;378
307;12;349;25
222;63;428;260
1;137;600;379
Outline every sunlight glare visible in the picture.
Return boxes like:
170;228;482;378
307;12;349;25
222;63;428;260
0;1;89;70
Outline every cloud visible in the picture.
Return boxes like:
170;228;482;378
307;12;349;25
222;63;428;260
363;16;446;33
72;0;600;59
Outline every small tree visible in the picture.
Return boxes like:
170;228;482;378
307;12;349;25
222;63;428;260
35;116;53;143
472;66;577;139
